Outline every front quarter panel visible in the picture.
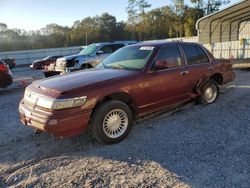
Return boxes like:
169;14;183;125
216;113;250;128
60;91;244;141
77;72;148;114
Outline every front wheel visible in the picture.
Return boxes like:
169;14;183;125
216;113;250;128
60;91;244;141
198;80;219;105
91;100;133;144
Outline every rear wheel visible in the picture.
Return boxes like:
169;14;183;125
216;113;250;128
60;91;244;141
198;80;219;105
91;100;133;144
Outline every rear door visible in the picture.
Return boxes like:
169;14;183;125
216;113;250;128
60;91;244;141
180;44;211;89
112;44;125;52
95;44;125;63
144;44;192;111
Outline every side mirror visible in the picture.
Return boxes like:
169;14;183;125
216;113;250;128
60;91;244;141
97;50;104;55
154;60;168;71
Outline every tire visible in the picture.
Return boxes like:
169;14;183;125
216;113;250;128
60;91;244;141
81;64;93;70
198;79;219;105
43;71;60;78
91;100;133;144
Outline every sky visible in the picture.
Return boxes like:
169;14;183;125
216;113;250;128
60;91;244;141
0;0;239;31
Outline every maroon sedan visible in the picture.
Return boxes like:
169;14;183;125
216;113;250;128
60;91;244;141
19;42;235;144
0;60;13;88
30;55;63;70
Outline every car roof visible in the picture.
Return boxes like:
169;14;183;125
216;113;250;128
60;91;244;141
93;41;137;46
130;41;201;47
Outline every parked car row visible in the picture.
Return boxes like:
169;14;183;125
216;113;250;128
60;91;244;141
52;41;137;74
30;55;63;70
19;41;235;144
30;41;137;77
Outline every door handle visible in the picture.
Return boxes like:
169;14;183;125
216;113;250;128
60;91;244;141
208;67;214;71
180;70;189;75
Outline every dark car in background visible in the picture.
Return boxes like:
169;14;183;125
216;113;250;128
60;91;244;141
1;58;16;69
0;60;13;88
30;55;63;70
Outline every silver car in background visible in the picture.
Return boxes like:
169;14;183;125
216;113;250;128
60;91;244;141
54;41;137;74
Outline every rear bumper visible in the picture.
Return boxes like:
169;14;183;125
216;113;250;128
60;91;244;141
222;71;236;85
19;99;91;138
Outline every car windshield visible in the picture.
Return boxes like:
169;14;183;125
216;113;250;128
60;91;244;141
79;44;99;56
101;46;155;70
42;56;51;60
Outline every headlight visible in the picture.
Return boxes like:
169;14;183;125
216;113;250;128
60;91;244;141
56;60;66;67
37;96;87;110
24;89;87;110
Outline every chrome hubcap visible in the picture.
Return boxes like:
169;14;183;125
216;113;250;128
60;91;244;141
103;109;128;138
205;85;217;103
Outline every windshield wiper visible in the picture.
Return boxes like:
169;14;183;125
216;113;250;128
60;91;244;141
109;64;127;70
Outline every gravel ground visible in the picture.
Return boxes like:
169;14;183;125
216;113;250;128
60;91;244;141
0;67;44;91
0;68;249;187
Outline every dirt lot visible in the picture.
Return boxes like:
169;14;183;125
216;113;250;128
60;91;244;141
0;68;249;187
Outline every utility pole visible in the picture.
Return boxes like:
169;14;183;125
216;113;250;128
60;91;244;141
172;0;184;37
85;31;88;46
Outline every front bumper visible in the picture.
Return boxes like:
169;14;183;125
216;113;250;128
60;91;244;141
54;66;66;73
55;66;79;73
19;99;92;138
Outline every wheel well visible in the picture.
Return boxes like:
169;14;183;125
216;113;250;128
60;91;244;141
91;92;137;117
210;73;223;85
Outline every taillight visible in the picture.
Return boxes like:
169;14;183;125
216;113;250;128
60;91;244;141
0;64;7;72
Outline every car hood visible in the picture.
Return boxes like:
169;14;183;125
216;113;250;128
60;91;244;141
33;60;44;63
58;54;91;61
33;68;137;94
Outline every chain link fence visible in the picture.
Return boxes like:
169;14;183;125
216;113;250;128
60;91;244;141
203;39;250;59
0;46;84;66
0;38;249;66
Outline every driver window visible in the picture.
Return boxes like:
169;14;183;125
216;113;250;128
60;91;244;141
155;44;182;70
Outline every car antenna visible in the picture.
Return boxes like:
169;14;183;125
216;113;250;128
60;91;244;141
85;31;88;61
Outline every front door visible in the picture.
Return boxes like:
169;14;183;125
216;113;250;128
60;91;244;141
142;44;191;112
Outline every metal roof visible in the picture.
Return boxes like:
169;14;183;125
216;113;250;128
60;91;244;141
196;0;250;44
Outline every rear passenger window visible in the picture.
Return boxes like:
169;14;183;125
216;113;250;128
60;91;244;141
112;44;125;52
155;44;182;69
195;46;210;64
182;44;209;65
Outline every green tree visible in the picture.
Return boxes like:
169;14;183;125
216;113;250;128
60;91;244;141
126;0;138;39
172;0;184;37
0;23;8;32
137;0;151;14
183;6;204;36
191;0;230;14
